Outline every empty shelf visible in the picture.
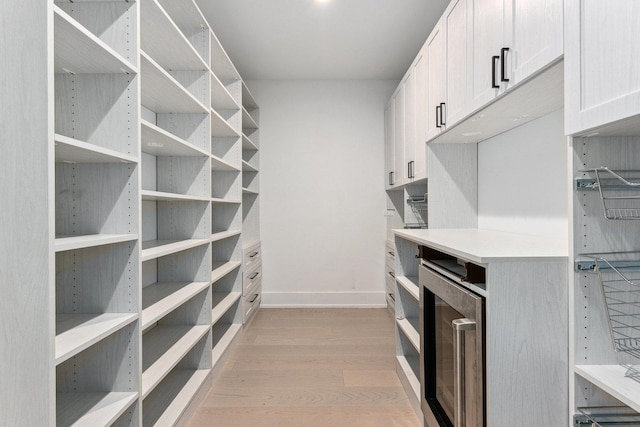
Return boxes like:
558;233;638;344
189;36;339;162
53;6;137;75
242;187;259;196
242;160;258;173
211;323;242;368
142;281;211;330
575;365;640;413
396;355;420;402
54;234;138;253
211;109;240;137
212;261;242;283
141;51;208;114
140;0;207;71
397;318;420;353
57;392;138;427
210;30;240;80
141;239;210;262
242;133;258;150
141;120;209;157
211;72;239;110
212;292;242;326
242;82;258;110
55;313;138;364
55;134;137;164
242;108;258;130
396;275;419;301
211;197;242;205
211;155;240;172
142;324;210;399
142;368;211;427
141;190;210;202
211;230;241;243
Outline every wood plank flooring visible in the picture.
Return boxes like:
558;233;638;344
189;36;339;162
185;308;422;427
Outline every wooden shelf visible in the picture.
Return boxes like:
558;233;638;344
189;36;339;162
142;281;211;330
396;355;420;403
209;30;240;80
575;365;640;413
141;51;208;114
211;155;240;172
212;261;242;283
53;6;137;75
141;239;210;262
211;72;240;110
156;0;209;35
211;198;242;205
141;190;210;203
57;392;138;427
242;160;258;173
242;107;258;130
140;0;207;71
55;134;137;164
141;120;208;157
143;368;211;427
396;275;420;301
397;318;420;353
55;313;138;365
54;234;138;253
242;187;259;196
211;230;241;243
242;82;258;109
211;323;242;368
211;109;240;137
242;133;258;150
212;292;242;325
142;325;210;399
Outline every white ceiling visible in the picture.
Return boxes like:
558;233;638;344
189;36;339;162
195;0;450;80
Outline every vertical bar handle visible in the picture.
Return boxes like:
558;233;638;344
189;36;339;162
389;171;394;186
492;56;500;88
439;103;446;126
408;161;414;179
452;318;476;427
435;105;442;128
501;47;510;82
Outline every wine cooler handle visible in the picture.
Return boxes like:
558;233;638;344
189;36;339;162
453;318;476;427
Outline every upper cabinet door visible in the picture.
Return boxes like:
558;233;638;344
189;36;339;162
393;88;405;187
505;0;563;87
444;0;471;127
566;0;640;135
468;0;506;111
426;19;445;141
413;50;428;181
404;71;416;182
384;100;395;189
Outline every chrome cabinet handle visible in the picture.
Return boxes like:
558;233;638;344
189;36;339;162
453;318;476;427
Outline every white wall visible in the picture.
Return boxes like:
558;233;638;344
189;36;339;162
246;80;397;307
478;109;568;237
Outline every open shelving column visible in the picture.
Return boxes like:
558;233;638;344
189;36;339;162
139;0;214;425
53;1;142;425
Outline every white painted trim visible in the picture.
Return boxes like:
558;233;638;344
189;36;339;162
261;291;387;308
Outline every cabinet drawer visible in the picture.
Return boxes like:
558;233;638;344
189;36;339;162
243;242;261;269
244;284;261;321
385;241;396;261
243;261;262;295
385;278;396;313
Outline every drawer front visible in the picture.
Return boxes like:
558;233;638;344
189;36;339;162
243;261;262;295
385;241;396;263
243;242;261;269
244;283;261;321
385;277;396;313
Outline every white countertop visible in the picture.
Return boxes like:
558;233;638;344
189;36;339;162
394;228;568;264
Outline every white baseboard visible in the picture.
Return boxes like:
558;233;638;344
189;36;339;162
261;291;387;308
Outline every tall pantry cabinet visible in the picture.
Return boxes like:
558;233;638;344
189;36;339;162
0;1;260;426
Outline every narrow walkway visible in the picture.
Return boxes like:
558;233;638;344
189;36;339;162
186;308;421;427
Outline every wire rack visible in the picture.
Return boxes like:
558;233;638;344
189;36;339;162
578;168;640;220
578;253;640;359
576;406;640;426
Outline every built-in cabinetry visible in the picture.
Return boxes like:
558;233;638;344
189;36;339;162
0;1;259;425
566;1;640;423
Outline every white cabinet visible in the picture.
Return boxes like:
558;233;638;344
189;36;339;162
565;0;640;135
506;0;563;87
384;100;395;188
426;19;446;141
403;48;428;182
393;88;405;187
443;0;470;128
468;0;506;111
403;72;416;182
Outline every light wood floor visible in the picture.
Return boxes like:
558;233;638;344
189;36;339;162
185;308;422;427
